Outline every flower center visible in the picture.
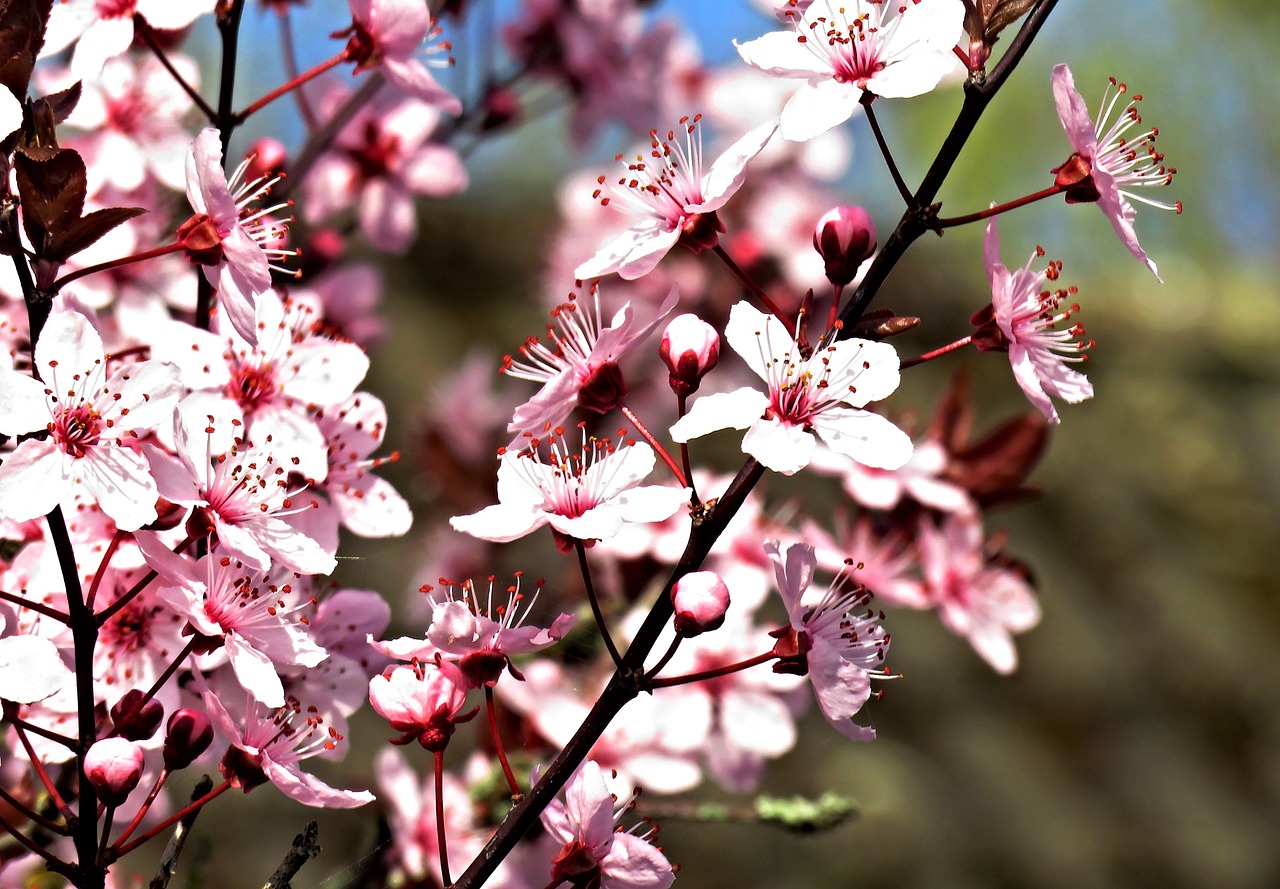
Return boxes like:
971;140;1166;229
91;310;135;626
54;404;103;458
94;0;137;20
227;363;278;412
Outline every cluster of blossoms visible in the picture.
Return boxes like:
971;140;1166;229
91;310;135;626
0;0;1178;888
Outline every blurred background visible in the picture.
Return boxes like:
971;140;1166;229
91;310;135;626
166;2;1280;888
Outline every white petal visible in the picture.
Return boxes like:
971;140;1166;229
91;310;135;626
0;367;50;435
449;503;545;543
697;121;777;211
779;79;860;143
0;636;73;703
741;419;814;475
733;31;830;78
811;407;913;470
669;388;769;442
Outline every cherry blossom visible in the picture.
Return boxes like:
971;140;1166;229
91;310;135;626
539;760;675;889
670;301;912;475
41;0;213;78
201;683;374;808
312;393;412;538
148;405;337;575
575;117;776;280
974;217;1093;424
342;0;461;113
450;431;689;551
368;659;475;750
0;311;179;531
809;438;973;513
502;287;678;444
152;288;370;479
137;535;328;708
735;0;964;141
917;513;1040;674
302;89;468;254
1051;64;1180;279
766;539;892;742
181;129;294;344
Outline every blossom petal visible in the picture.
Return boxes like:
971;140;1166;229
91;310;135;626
669;388;768;442
811;406;913;470
449;503;545;542
696;121;777;211
0;366;50;435
1051;64;1098;155
0;636;73;704
779;79;860;143
741;419;815;475
0;439;68;523
733;31;830;78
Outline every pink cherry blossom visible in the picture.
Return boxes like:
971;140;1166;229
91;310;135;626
735;0;964;141
450;431;689;551
575;117;777;280
152;288;370;479
302;89;468;254
1051;64;1180;279
976;217;1094;425
502;287;678;444
917;513;1040;675
312;393;412;539
765;539;892;742
809;438;973;513
343;0;461;113
148;405;338;575
181;129;295;344
201;683;374;808
0;311;179;531
807;516;928;609
368;659;475;750
41;0;213;78
137;535;328;708
670;301;912;475
539;760;675;889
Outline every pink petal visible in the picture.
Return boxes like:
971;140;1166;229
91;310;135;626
1051;64;1098;155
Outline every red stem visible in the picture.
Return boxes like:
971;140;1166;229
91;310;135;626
0;779;67;835
111;779;231;858
0;588;70;624
618;404;686;488
53;243;186;292
86;530;126;612
485;687;522;798
711;244;795;337
134;17;217;123
234;50;352;123
675;393;699;508
111;768;168;848
900;335;975;369
10;719;75;820
0;810;63;867
646;650;777;690
934;183;1067;229
574;539;624;670
434;750;451;887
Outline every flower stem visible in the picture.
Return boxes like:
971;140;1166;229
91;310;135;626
0;810;63;867
0;588;70;623
642;637;682;683
619;404;686;488
134;17;217;123
234;50;352;123
676;394;699;507
485;687;523;799
645;651;776;690
711;244;795;338
934;182;1067;229
2;711;78;751
900;335;974;369
861;94;913;207
111;768;169;848
85;530;126;612
574;539;624;671
434;750;451;887
9;717;75;821
53;243;186;292
97;807;116;864
111;780;231;859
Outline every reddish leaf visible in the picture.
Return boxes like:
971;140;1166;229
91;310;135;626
14;146;87;255
52;206;148;262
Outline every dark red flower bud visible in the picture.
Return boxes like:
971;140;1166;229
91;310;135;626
110;690;164;741
813;206;877;288
163;708;214;771
660;314;719;397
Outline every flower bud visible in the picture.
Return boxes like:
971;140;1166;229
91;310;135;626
84;738;145;807
109;690;164;741
813;206;877;288
660;314;719;397
671;571;731;637
163;708;214;771
245;138;288;182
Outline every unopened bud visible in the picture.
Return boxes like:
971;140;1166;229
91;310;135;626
671;571;731;637
660;314;719;397
813;206;877;288
481;85;521;131
84;738;146;806
142;497;186;531
163;708;214;771
244;138;288;182
109;690;164;741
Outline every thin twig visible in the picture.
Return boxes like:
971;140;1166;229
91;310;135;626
148;776;214;889
262;821;321;889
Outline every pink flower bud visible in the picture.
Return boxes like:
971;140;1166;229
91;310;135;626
671;571;731;637
813;206;877;288
660;314;720;397
109;690;164;742
84;738;145;807
163;708;214;771
245;138;288;182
